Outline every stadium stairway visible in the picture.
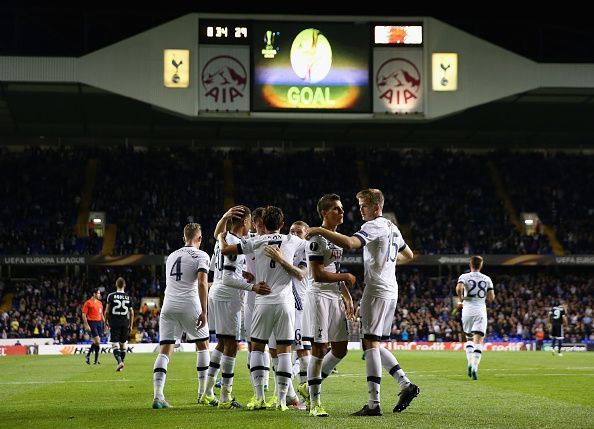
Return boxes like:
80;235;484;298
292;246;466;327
0;293;14;312
100;224;117;256
0;292;14;313
223;159;235;209
487;161;564;256
486;160;524;235
356;160;369;190
74;158;98;238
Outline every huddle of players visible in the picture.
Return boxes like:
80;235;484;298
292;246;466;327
152;188;421;417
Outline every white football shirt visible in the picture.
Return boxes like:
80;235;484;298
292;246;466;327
457;271;494;315
306;233;343;300
292;246;309;310
239;233;306;304
243;232;258;309
165;246;210;307
353;216;407;299
210;232;247;302
209;240;224;284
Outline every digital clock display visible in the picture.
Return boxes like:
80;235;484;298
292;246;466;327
199;20;250;45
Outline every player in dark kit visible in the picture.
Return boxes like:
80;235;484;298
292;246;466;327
549;303;568;356
105;277;134;371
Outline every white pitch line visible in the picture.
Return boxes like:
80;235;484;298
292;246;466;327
498;373;594;377
4;368;593;385
0;378;186;385
407;367;594;373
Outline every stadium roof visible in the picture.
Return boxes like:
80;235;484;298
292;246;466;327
1;6;593;148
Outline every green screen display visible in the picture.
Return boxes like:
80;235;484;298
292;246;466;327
252;21;371;112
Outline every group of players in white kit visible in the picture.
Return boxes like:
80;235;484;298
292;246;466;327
152;188;494;417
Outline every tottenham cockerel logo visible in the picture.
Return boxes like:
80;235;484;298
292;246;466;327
201;55;247;104
375;58;421;107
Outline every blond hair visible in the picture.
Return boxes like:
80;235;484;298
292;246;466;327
292;220;309;229
183;223;202;241
356;188;384;209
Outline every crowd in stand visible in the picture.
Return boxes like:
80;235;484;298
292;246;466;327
0;147;87;255
90;146;224;256
1;269;592;345
1;147;593;346
497;151;594;254
0;147;592;256
0;268;162;344
383;270;593;344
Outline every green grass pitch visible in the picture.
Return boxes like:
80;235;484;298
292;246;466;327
1;350;593;428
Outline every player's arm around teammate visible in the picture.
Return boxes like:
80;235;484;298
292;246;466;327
264;245;307;280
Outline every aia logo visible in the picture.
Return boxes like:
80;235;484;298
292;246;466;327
201;55;247;104
376;58;421;106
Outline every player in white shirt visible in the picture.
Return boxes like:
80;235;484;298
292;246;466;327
152;223;210;409
200;205;247;406
207;206;273;407
301;194;357;417
241;208;274;405
455;255;495;380
210;205;268;390
306;189;419;416
220;206;306;411
288;221;312;395
201;207;271;409
260;221;310;410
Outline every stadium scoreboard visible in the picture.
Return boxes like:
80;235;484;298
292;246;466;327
196;17;426;115
199;19;251;45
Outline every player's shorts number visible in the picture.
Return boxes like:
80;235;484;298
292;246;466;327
294;328;302;346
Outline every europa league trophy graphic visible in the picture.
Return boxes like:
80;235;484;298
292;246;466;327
265;30;275;50
261;30;277;58
171;58;183;84
440;62;451;87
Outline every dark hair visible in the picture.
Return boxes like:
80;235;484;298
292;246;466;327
231;205;252;226
470;255;483;269
317;193;341;219
92;288;101;294
252;207;265;221
115;277;126;289
262;206;284;231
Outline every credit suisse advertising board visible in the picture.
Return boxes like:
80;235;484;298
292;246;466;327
197;18;424;115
